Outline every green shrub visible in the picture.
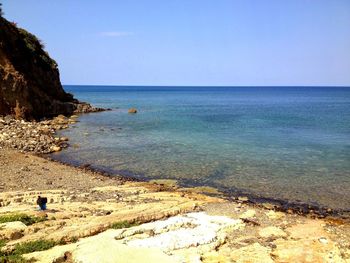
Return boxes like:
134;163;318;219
0;213;46;226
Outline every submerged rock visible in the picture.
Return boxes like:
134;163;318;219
128;108;138;114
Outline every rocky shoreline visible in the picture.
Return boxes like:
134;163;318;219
1;113;349;220
0;115;77;154
1;115;350;262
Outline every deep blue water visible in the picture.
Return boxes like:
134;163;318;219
53;86;350;210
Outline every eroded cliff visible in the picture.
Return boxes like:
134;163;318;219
0;15;102;120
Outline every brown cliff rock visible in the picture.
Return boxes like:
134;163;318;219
0;16;104;120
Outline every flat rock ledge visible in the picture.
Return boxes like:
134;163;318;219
0;186;349;263
24;212;244;263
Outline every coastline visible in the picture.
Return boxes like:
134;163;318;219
1;115;350;262
48;152;350;221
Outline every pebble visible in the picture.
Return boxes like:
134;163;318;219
319;237;328;244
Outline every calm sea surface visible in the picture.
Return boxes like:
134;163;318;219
53;86;350;210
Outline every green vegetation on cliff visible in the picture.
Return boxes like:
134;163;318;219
17;28;58;69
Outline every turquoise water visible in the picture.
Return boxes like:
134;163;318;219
53;86;350;210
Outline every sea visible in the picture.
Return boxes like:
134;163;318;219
52;86;350;212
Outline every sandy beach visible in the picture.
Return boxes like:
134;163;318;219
0;117;350;262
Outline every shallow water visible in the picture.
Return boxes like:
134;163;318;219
53;86;350;210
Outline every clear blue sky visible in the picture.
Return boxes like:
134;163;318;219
3;0;350;86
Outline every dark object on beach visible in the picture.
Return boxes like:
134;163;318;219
36;196;48;210
128;108;138;114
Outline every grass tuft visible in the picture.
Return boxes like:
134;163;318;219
12;240;57;255
0;240;6;249
110;220;140;229
0;213;46;226
0;254;27;263
0;239;58;262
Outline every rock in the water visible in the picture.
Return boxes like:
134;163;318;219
128;108;138;114
50;146;61;152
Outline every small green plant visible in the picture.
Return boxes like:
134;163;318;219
57;236;78;246
0;240;6;249
0;254;27;263
12;240;57;255
0;213;46;226
0;240;56;262
0;240;27;263
110;220;140;229
70;236;78;243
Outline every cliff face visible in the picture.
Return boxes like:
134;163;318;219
0;16;100;120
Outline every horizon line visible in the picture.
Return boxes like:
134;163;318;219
62;84;350;88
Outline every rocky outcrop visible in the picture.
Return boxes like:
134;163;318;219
0;16;104;120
